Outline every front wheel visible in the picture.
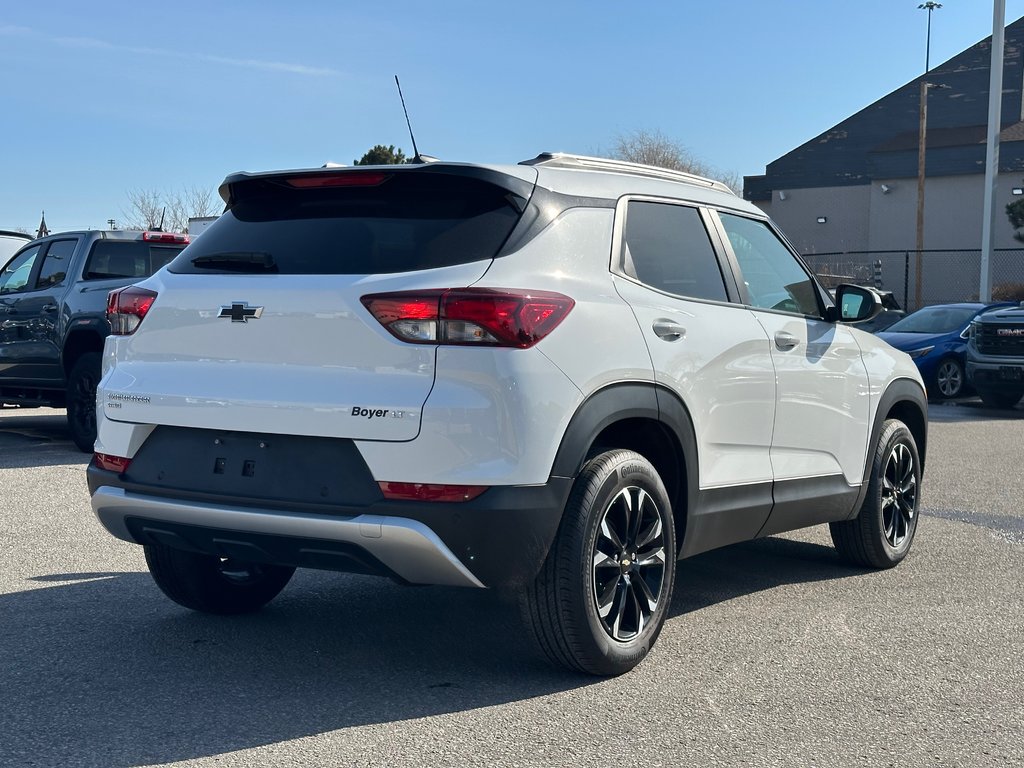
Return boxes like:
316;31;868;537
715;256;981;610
521;450;676;676
830;419;921;569
144;545;295;614
66;352;101;452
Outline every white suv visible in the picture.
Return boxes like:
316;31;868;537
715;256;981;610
88;153;928;675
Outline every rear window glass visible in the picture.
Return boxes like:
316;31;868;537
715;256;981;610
83;241;184;280
167;173;525;275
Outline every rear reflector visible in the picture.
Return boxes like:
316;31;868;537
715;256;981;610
285;172;389;188
362;288;574;348
93;453;132;473
378;482;487;502
143;232;190;244
107;286;158;335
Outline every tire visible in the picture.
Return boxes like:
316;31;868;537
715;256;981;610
830;419;921;569
521;450;676;676
66;352;101;453
144;544;295;615
977;389;1022;410
932;357;964;400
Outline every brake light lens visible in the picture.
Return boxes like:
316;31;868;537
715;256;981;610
143;232;190;244
361;288;574;348
93;453;132;473
378;482;487;502
107;286;158;335
285;172;389;188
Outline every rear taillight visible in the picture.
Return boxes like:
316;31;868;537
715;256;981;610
93;453;131;473
143;232;190;244
361;288;574;349
107;286;158;335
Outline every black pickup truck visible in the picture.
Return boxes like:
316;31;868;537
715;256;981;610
0;230;190;450
966;302;1024;409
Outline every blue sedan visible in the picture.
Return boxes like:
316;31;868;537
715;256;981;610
878;302;1013;399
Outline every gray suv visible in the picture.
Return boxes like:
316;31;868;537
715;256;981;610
0;229;189;449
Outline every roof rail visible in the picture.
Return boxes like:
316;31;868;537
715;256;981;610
520;152;734;194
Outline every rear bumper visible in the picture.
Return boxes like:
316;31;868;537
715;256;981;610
88;467;572;589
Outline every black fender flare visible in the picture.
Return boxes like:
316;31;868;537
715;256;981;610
549;382;700;551
848;377;928;517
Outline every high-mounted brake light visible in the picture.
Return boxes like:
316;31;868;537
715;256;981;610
378;482;487;502
361;288;574;349
107;286;158;335
143;232;190;244
285;172;389;189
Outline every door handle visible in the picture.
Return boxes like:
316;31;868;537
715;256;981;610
774;331;799;350
652;319;686;341
41;303;58;313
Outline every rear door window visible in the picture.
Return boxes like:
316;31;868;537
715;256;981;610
620;201;729;302
169;172;526;275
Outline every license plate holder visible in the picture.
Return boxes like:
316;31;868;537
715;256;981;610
998;366;1023;381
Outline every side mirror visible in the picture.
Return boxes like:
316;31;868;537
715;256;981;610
829;284;883;324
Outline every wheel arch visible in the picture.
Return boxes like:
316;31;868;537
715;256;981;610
847;377;928;519
62;327;106;378
550;382;699;556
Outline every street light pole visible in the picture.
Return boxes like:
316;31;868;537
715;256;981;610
919;2;943;72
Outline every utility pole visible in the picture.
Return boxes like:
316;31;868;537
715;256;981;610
919;2;943;72
980;0;1006;303
916;81;951;310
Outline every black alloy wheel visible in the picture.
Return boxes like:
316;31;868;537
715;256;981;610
521;449;676;676
591;485;668;642
67;352;101;452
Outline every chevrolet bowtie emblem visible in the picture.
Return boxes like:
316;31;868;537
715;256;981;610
217;302;264;322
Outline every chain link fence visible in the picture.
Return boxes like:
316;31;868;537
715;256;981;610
801;248;1024;311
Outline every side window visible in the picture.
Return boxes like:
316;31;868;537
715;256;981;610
718;213;821;316
0;245;42;295
621;201;728;302
35;239;77;289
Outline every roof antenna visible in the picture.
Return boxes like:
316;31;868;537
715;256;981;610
155;207;166;232
395;75;437;164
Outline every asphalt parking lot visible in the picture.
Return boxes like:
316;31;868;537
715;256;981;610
1;403;1021;768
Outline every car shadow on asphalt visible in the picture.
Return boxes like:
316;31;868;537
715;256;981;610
672;536;869;618
1;536;864;767
0;409;87;469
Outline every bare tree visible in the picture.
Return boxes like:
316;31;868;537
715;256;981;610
122;186;220;232
611;129;742;192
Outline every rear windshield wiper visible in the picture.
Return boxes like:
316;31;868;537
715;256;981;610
191;252;277;272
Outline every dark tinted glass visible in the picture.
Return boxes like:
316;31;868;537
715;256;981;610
622;202;727;301
169;174;524;275
886;305;981;334
84;241;184;280
36;239;76;288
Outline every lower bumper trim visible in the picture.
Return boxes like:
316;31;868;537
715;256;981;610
92;486;485;588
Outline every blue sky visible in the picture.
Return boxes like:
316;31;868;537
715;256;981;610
4;0;1024;232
